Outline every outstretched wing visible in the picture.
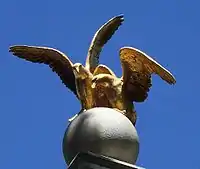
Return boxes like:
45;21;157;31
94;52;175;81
93;64;116;76
9;45;78;97
85;14;124;73
120;46;176;102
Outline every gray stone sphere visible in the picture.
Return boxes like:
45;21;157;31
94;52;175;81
62;107;139;165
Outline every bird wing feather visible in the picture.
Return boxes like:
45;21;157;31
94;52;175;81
9;45;78;97
93;64;116;76
119;46;176;102
85;14;124;73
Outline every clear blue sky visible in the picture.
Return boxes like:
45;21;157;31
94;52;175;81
1;0;199;169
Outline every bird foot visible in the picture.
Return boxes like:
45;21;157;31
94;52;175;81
113;108;126;114
121;110;126;114
120;110;126;114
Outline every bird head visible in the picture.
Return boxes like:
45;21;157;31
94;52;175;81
72;63;90;79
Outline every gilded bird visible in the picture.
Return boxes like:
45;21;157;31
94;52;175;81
9;15;124;121
91;46;176;126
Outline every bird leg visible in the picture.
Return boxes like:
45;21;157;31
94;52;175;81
125;109;137;126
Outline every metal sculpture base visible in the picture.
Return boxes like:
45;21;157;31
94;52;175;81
68;152;145;169
63;107;141;167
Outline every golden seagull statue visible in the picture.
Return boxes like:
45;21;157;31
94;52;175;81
9;15;124;121
91;46;176;126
